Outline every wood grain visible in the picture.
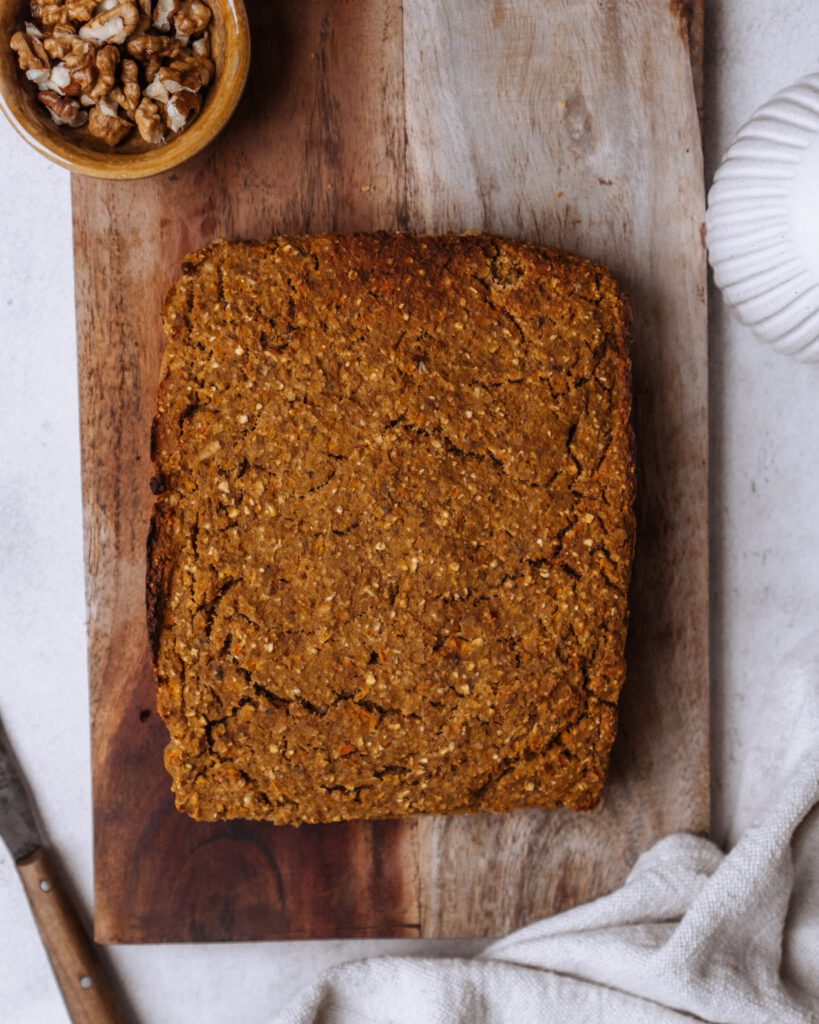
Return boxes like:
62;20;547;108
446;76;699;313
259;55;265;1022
18;848;127;1022
73;0;707;943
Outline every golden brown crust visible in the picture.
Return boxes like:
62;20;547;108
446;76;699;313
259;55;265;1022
148;233;635;824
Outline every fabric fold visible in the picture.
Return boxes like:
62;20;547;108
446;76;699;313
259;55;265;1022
271;636;819;1024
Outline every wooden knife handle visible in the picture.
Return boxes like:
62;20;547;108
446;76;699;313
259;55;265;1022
17;847;127;1024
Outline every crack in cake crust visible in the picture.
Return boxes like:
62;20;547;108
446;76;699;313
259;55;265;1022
148;232;635;824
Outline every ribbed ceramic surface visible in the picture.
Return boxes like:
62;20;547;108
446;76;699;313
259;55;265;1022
707;73;819;361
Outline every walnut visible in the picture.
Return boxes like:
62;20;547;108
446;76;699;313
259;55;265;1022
110;57;140;117
88;44;119;100
32;34;51;65
38;1;100;27
25;67;53;89
43;33;76;60
66;0;98;21
135;95;164;143
174;0;210;40
45;61;74;93
31;0;94;23
153;0;178;32
88;96;133;144
45;24;80;49
21;50;80;97
24;47;89;98
136;0;153;21
144;71;172;103
10;31;49;70
57;35;99;95
122;55;141;90
79;2;140;45
37;89;87;126
191;29;210;58
133;0;152;34
70;64;96;97
17;0;215;147
144;52;162;81
109;85;128;113
160;52;213;91
165;87;201;132
125;32;181;60
37;5;74;29
62;36;96;68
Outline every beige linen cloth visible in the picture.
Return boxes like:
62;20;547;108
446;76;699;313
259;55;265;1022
273;633;819;1024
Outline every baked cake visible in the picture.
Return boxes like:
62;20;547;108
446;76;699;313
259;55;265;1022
148;233;634;824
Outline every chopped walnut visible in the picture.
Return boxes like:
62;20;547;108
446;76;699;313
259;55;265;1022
174;0;210;39
14;0;215;148
144;52;162;81
133;0;152;32
32;33;51;65
70;65;96;97
38;88;87;126
122;55;141;91
10;31;49;70
161;52;213;91
110;57;140;117
88;96;133;144
62;36;95;67
37;0;101;27
25;67;52;88
66;0;98;20
125;32;181;60
47;62;74;93
135;94;164;143
43;32;76;60
21;45;81;98
37;5;73;29
59;44;95;97
191;29;210;58
165;88;201;132
144;71;173;103
42;24;81;53
88;44;119;100
79;2;140;45
153;0;178;32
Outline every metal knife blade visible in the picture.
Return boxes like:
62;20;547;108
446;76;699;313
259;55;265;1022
0;717;42;862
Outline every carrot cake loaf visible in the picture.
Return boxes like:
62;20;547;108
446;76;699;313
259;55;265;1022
148;233;635;824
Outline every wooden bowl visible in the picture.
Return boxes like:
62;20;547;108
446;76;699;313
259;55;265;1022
0;0;249;179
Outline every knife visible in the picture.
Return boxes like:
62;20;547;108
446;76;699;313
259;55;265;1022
0;716;126;1024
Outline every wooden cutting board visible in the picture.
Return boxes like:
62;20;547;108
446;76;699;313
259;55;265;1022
73;0;708;943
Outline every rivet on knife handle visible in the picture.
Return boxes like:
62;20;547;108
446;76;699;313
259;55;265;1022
17;846;127;1024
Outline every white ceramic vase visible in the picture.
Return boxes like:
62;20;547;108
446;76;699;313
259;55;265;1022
707;73;819;362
